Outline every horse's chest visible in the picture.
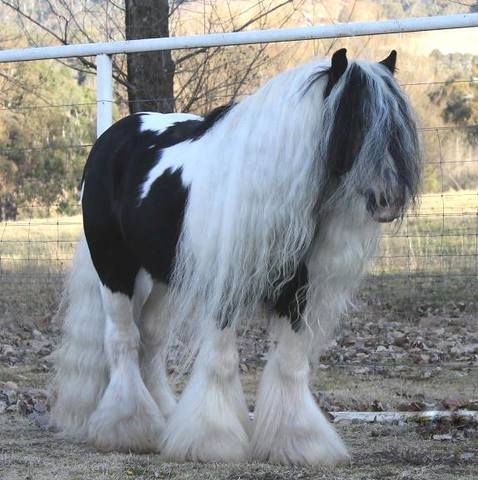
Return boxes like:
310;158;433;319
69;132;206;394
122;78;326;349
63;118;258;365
308;211;380;285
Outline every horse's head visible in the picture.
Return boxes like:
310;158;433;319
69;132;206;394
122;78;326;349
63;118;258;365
319;48;421;223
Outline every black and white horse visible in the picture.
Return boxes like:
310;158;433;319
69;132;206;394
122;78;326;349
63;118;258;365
53;48;421;465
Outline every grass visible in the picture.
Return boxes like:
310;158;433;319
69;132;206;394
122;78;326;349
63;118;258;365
1;415;477;480
375;190;478;277
0;214;82;270
0;215;81;324
312;366;478;411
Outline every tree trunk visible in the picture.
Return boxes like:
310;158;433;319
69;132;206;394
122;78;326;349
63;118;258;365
125;0;175;114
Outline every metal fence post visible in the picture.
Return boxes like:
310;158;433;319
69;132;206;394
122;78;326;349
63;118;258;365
96;54;113;137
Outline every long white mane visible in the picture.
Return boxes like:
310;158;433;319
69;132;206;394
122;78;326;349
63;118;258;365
169;61;328;342
167;55;419;363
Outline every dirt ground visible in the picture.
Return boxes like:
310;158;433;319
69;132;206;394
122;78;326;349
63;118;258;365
1;276;477;479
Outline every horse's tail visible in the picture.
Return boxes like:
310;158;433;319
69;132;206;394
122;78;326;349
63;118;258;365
51;234;108;441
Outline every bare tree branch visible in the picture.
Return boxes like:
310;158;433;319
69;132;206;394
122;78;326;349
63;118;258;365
175;0;293;66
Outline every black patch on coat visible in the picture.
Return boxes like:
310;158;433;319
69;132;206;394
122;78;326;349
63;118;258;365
324;48;348;98
82;105;234;298
381;75;420;198
379;50;397;75
268;263;309;332
325;63;369;178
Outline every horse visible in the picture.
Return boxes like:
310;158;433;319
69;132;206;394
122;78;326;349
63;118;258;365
52;48;421;465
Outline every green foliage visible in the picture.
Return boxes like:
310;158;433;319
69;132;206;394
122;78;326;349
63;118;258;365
428;53;478;146
0;60;96;216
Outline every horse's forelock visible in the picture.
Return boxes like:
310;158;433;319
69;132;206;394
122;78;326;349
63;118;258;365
321;63;370;178
320;61;421;201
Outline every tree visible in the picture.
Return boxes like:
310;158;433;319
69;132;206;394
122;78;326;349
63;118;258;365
0;0;303;215
125;0;175;113
429;54;478;146
0;0;299;115
0;56;96;215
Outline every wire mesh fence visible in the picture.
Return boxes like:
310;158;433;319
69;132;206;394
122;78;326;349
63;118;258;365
0;54;477;401
1;111;476;310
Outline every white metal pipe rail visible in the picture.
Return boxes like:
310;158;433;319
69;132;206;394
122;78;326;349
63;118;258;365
0;13;477;62
96;54;113;138
0;13;476;135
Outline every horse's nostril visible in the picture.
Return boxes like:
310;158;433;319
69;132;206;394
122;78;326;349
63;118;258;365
365;189;376;214
379;193;388;207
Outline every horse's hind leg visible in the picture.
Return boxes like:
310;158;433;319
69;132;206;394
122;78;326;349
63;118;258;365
161;327;250;462
87;281;164;452
251;264;349;465
138;282;177;419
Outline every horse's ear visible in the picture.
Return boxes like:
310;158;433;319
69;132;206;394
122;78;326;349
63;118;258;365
380;50;397;74
324;48;348;98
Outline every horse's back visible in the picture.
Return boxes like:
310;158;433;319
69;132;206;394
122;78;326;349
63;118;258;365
82;112;201;195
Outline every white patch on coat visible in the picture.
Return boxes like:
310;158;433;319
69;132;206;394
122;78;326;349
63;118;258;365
138;112;202;200
79;181;85;204
139;112;200;134
132;268;154;322
52;235;107;441
138;282;177;419
304;200;380;353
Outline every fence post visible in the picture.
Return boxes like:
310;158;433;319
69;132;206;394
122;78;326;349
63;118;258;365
96;54;113;137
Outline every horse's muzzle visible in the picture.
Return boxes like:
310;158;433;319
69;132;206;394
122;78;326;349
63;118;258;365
365;189;403;223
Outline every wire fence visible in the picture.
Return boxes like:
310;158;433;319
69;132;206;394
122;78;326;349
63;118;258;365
0;92;477;300
0;32;476;313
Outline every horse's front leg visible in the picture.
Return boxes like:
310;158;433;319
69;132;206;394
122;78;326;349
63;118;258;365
251;264;349;465
161;326;250;462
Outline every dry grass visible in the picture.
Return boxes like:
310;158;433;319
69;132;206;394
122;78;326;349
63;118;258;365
1;191;477;479
1;415;477;480
0;214;82;272
1;190;477;280
375;190;478;277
